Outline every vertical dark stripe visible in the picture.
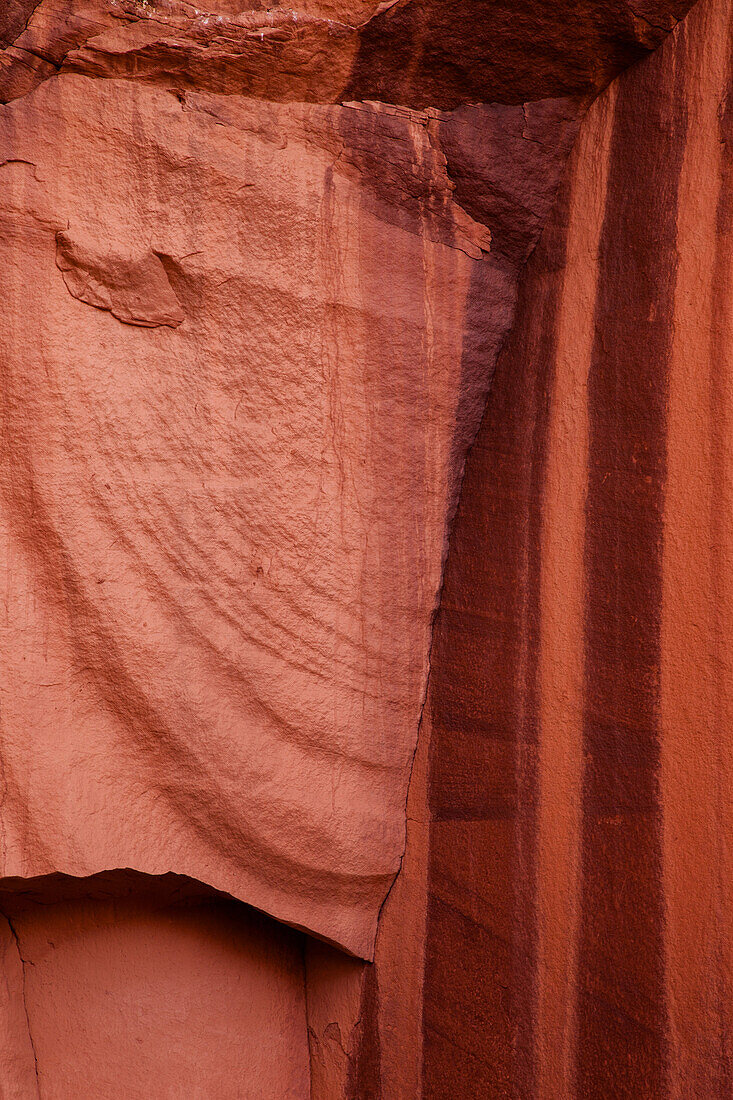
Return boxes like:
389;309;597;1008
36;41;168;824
579;42;688;1100
347;963;381;1100
421;175;572;1098
708;30;733;1091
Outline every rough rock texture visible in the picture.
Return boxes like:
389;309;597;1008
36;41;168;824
0;0;713;1094
0;71;485;960
347;0;733;1094
0;0;694;108
0;0;658;963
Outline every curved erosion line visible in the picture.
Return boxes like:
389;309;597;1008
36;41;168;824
0;455;394;956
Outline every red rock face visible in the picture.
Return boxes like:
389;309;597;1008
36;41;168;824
359;0;733;1095
0;873;310;1098
0;0;694;107
0;0;715;1095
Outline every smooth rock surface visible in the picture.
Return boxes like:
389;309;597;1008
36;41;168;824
0;873;310;1098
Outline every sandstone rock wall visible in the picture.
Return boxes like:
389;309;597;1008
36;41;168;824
0;0;687;965
359;0;733;1094
0;872;311;1098
0;0;716;1095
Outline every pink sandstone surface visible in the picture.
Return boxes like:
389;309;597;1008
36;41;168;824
0;0;728;1096
0;8;586;962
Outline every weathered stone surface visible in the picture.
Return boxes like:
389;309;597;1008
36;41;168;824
0;0;709;1093
0;40;586;961
351;0;733;1095
0;0;696;108
0;70;515;960
55;228;186;328
0;914;38;1098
